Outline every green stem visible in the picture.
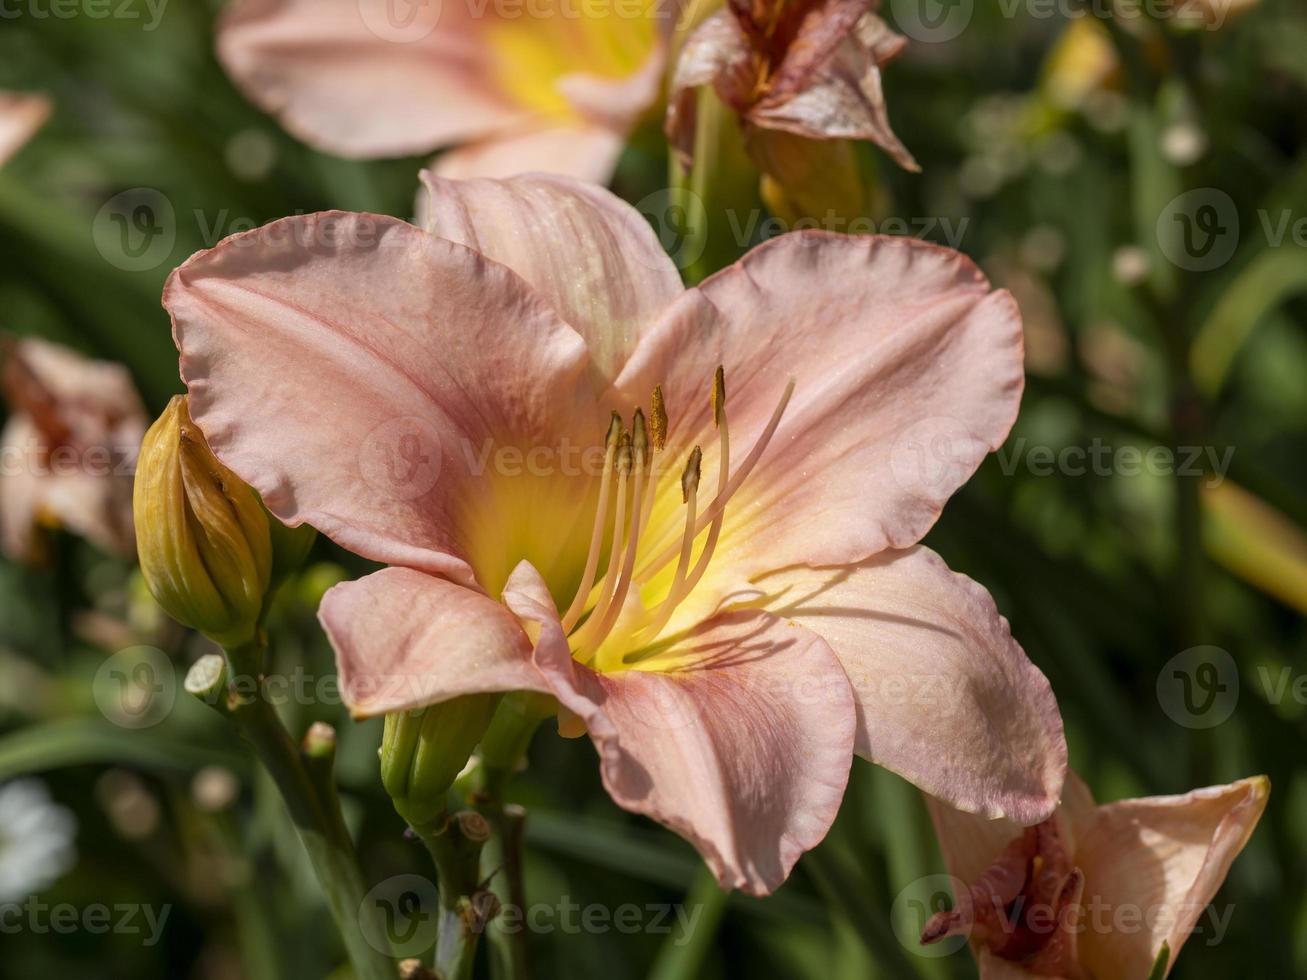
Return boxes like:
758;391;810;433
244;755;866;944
411;812;492;980
476;692;551;980
482;802;529;980
193;649;396;980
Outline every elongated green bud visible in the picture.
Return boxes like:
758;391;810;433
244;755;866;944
134;396;272;647
380;694;499;827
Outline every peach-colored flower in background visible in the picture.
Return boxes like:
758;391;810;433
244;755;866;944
163;173;1065;895
923;772;1269;978
0;92;51;168
666;0;919;173
0;338;147;562
216;0;676;182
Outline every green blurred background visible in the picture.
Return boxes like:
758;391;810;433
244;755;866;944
1;0;1305;977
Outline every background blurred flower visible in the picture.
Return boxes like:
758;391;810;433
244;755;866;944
0;337;146;563
216;0;675;182
0;779;76;903
0;91;49;168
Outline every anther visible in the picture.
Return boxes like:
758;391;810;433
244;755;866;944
649;387;667;453
681;446;702;503
711;365;725;429
632;408;649;467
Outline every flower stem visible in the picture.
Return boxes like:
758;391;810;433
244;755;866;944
188;648;395;980
410;811;494;980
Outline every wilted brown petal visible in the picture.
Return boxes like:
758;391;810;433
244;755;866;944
750;12;919;171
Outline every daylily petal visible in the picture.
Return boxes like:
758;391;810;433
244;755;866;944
925;771;1097;885
419;173;684;388
754;547;1065;823
762;0;874;103
1075;776;1270;979
431;125;625;184
975;950;1047;979
750;12;919;171
216;0;526;159
617;232;1024;587
665;10;755;163
164;211;597;591
503;560;856;895
320;567;543;718
0;91;51;167
556;38;669;133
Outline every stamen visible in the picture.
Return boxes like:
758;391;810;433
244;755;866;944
559;413;622;633
681;445;702;504
711;365;725;429
649;386;668;453
560;372;795;662
634;446;703;644
635;369;730;643
573;427;647;661
636;378;794;582
636;392;664;542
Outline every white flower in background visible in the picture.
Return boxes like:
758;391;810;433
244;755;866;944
0;780;77;902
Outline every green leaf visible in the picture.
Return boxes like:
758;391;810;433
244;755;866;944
1191;247;1307;397
0;717;244;780
646;866;729;980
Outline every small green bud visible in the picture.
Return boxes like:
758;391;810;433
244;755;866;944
134;396;272;648
380;694;499;827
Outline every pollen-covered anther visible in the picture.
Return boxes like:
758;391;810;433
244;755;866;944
631;408;649;467
681;445;702;503
711;365;725;429
649;386;667;453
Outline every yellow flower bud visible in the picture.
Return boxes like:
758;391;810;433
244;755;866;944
133;395;272;648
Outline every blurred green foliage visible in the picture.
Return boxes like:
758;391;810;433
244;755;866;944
1;0;1305;978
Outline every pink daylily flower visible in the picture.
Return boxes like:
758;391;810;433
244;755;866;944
922;771;1270;978
0;337;147;562
0;91;51;168
162;173;1065;894
216;0;674;182
666;0;919;172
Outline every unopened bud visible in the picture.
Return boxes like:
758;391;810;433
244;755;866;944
134;396;271;647
380;694;499;828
